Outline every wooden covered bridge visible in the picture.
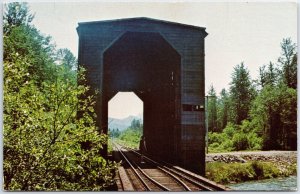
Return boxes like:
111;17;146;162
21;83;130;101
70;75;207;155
77;17;208;175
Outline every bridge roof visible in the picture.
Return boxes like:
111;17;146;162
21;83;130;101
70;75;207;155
78;17;208;35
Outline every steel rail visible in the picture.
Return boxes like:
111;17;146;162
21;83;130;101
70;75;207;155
113;142;170;191
113;143;151;191
116;143;191;191
124;145;228;191
153;158;229;191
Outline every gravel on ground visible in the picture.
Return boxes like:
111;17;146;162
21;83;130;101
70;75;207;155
206;151;297;164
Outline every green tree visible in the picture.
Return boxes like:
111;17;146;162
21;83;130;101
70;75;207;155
250;38;297;150
130;119;141;130
217;88;230;130
115;128;120;137
3;3;117;190
258;62;277;88
56;48;77;70
109;128;120;138
250;83;296;150
3;3;56;83
3;2;34;34
207;85;218;132
229;62;256;125
278;38;297;89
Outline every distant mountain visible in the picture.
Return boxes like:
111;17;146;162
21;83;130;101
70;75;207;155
108;114;143;131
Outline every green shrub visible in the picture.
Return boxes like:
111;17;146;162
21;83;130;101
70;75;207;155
220;140;234;151
251;161;264;178
251;161;280;179
232;132;249;151
247;132;263;150
208;120;263;152
206;161;287;184
206;162;255;183
208;132;226;144
285;163;297;176
223;123;237;137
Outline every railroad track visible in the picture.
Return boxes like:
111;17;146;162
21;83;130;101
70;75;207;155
113;142;230;191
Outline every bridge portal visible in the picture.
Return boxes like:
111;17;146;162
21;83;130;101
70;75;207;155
77;17;208;175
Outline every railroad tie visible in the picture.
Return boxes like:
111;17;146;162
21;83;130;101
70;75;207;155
118;166;134;191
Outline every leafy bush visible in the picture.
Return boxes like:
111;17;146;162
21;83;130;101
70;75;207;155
206;162;255;183
220;139;234;151
247;132;263;150
232;132;249;151
251;161;280;179
223;122;237;137
208;120;263;152
4;65;118;191
208;132;226;144
208;123;237;152
206;161;286;184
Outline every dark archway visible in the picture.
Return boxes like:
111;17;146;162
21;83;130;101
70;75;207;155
102;31;181;162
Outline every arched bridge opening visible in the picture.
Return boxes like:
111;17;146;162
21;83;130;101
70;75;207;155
108;92;144;141
102;32;181;162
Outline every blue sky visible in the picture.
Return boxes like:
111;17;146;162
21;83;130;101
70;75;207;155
26;1;297;118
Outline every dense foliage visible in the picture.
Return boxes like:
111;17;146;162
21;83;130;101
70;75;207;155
208;38;297;152
208;121;262;152
3;3;117;191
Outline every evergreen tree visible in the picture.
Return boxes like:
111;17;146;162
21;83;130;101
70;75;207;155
130;119;141;130
207;85;218;132
259;62;277;88
217;88;229;130
250;83;296;150
250;38;298;150
278;38;297;89
229;62;256;125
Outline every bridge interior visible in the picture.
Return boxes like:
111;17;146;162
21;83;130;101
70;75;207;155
102;32;181;162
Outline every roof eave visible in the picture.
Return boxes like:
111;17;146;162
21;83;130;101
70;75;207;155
78;17;207;32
